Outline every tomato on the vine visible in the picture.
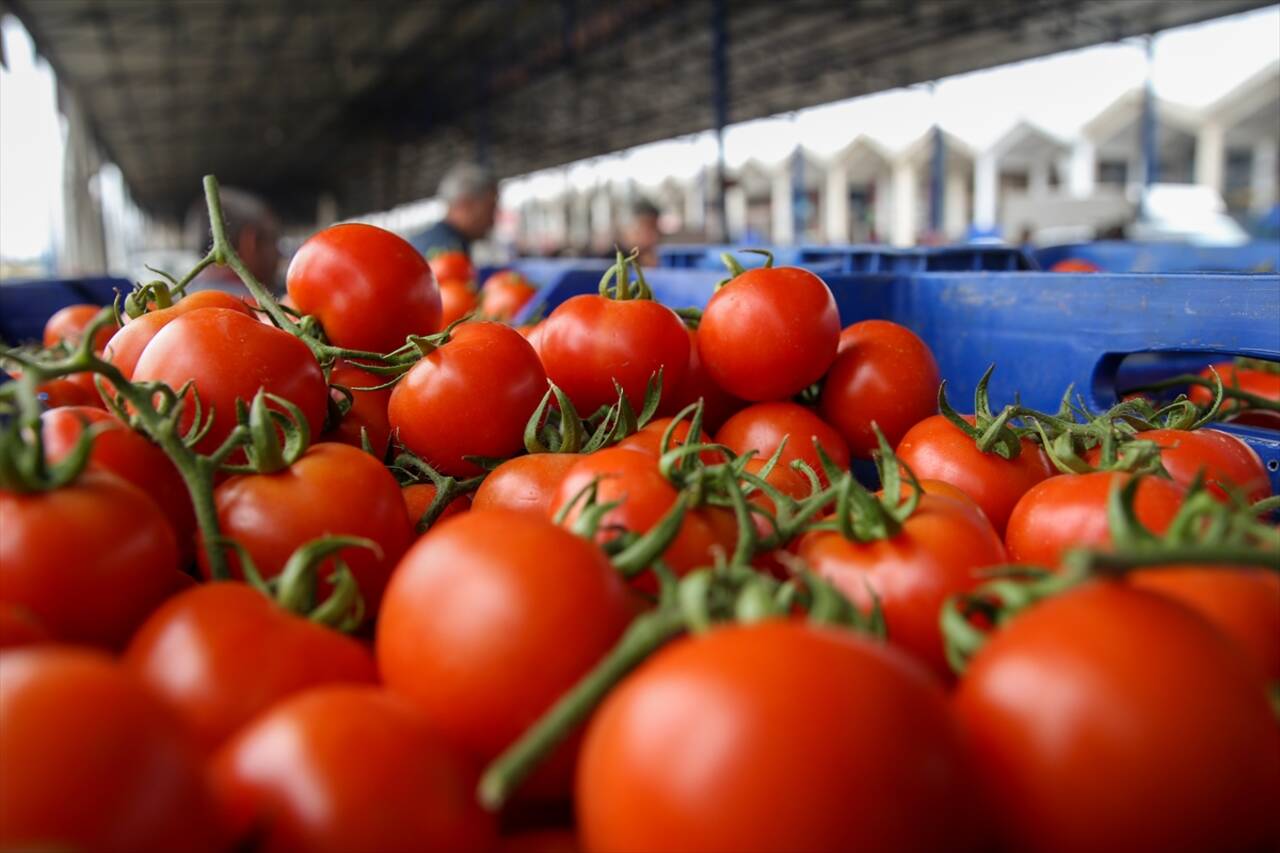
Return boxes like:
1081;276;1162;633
42;303;117;351
716;401;850;486
471;453;579;516
1086;428;1270;503
1189;361;1280;428
104;290;256;380
323;362;392;457
480;270;537;321
402;482;471;530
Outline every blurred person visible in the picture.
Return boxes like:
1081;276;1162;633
184;187;281;296
623;198;662;266
410;163;498;259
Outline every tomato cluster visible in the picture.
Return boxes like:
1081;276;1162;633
2;213;1278;853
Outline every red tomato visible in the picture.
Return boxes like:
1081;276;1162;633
429;250;476;286
42;406;196;562
716;401;851;486
896;414;1054;535
323;362;392;457
616;416;719;464
287;223;443;353
521;321;546;354
741;455;815;575
481;270;537;321
539;294;690;414
1;469;185;648
888;476;987;513
0;604;49;649
59;369;107;408
212;685;495;853
1130;567;1280;682
472;453;579;516
0;647;222;852
955;582;1280;853
800;493;1006;677
377;511;633;800
698;265;839;401
125;582;376;752
578;621;987;852
439;280;479;328
389;322;546;478
1190;362;1280;428
820;320;940;457
1049;258;1101;273
197;442;412;616
402;482;471;530
42;303;117;351
33;375;102;409
658;326;745;432
132;307;328;455
1004;472;1185;566
104;290;256;380
1086;428;1270;503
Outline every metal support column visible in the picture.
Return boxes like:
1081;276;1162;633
1141;35;1158;186
711;0;729;242
928;125;944;235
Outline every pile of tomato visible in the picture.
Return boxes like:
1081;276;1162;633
2;201;1279;853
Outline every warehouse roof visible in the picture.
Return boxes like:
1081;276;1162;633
8;0;1269;219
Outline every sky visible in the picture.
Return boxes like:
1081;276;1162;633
3;5;1279;258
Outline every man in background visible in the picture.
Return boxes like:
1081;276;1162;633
410;162;498;259
183;187;281;296
623;198;662;266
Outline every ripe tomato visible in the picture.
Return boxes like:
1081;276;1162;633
1049;258;1101;273
800;493;1006;677
59;369;107;408
323;362;392;457
1130;567;1280;682
481;270;537;321
615;416;718;464
539;294;690;414
955;582;1280;852
820;320;939;457
42;303;117;351
34;375;102;409
0;604;49;649
402;482;471;530
132;306;328;455
197;442;413;616
429;250;476;286
0;647;222;852
521;321;546;354
377;511;633;800
104;290;255;380
440;280;479;328
1004;472;1185;566
658;326;745;432
1;469;185;648
887;476;987;513
698;265;839;401
716;401;850;486
1086;428;1270;503
389;322;546;477
212;685;495;853
42;406;196;562
287;223;442;353
1189;361;1280;428
578;621;987;853
125;582;376;752
896;414;1054;535
472;453;579;516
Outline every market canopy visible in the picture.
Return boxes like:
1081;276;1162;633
9;0;1268;219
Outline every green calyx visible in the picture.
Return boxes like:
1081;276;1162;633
222;390;311;475
522;372;662;456
716;248;775;288
806;425;922;544
938;366;1026;459
598;248;654;301
393;451;485;534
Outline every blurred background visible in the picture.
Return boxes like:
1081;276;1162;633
0;0;1277;284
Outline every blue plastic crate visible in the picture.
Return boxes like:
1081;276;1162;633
0;277;131;345
1035;241;1280;274
657;244;1036;273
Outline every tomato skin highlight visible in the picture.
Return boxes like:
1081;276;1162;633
716;401;850;486
577;620;987;853
43;303;118;351
0;647;223;853
821;320;940;457
125;582;378;752
698;265;840;402
212;685;496;853
1004;471;1185;567
955;582;1280;853
472;452;579;516
287;223;443;353
1085;428;1271;504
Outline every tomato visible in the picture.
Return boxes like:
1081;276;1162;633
820;320;939;456
377;510;633;800
578;621;987;853
1190;362;1280;428
1004;472;1185;566
955;582;1280;853
539;294;690;414
104;290;256;380
0;604;49;649
521;321;546;354
197;442;413;617
1049;258;1101;273
59;369;107;407
1;469;185;648
287;223;442;353
1130;567;1280;682
212;685;495;853
440;280;479;328
323;362;392;457
741;455;815;575
0;647;222;852
658;326;745;432
42;406;196;562
481;269;537;321
132;306;328;454
716;401;850;486
698;265;839;401
389;322;546;477
896;414;1054;535
429;250;476;286
888;476;987;513
125;582;377;752
1086;428;1271;503
615;416;719;464
472;453;579;516
42;303;117;351
34;375;101;409
402;482;471;530
800;493;1006;677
